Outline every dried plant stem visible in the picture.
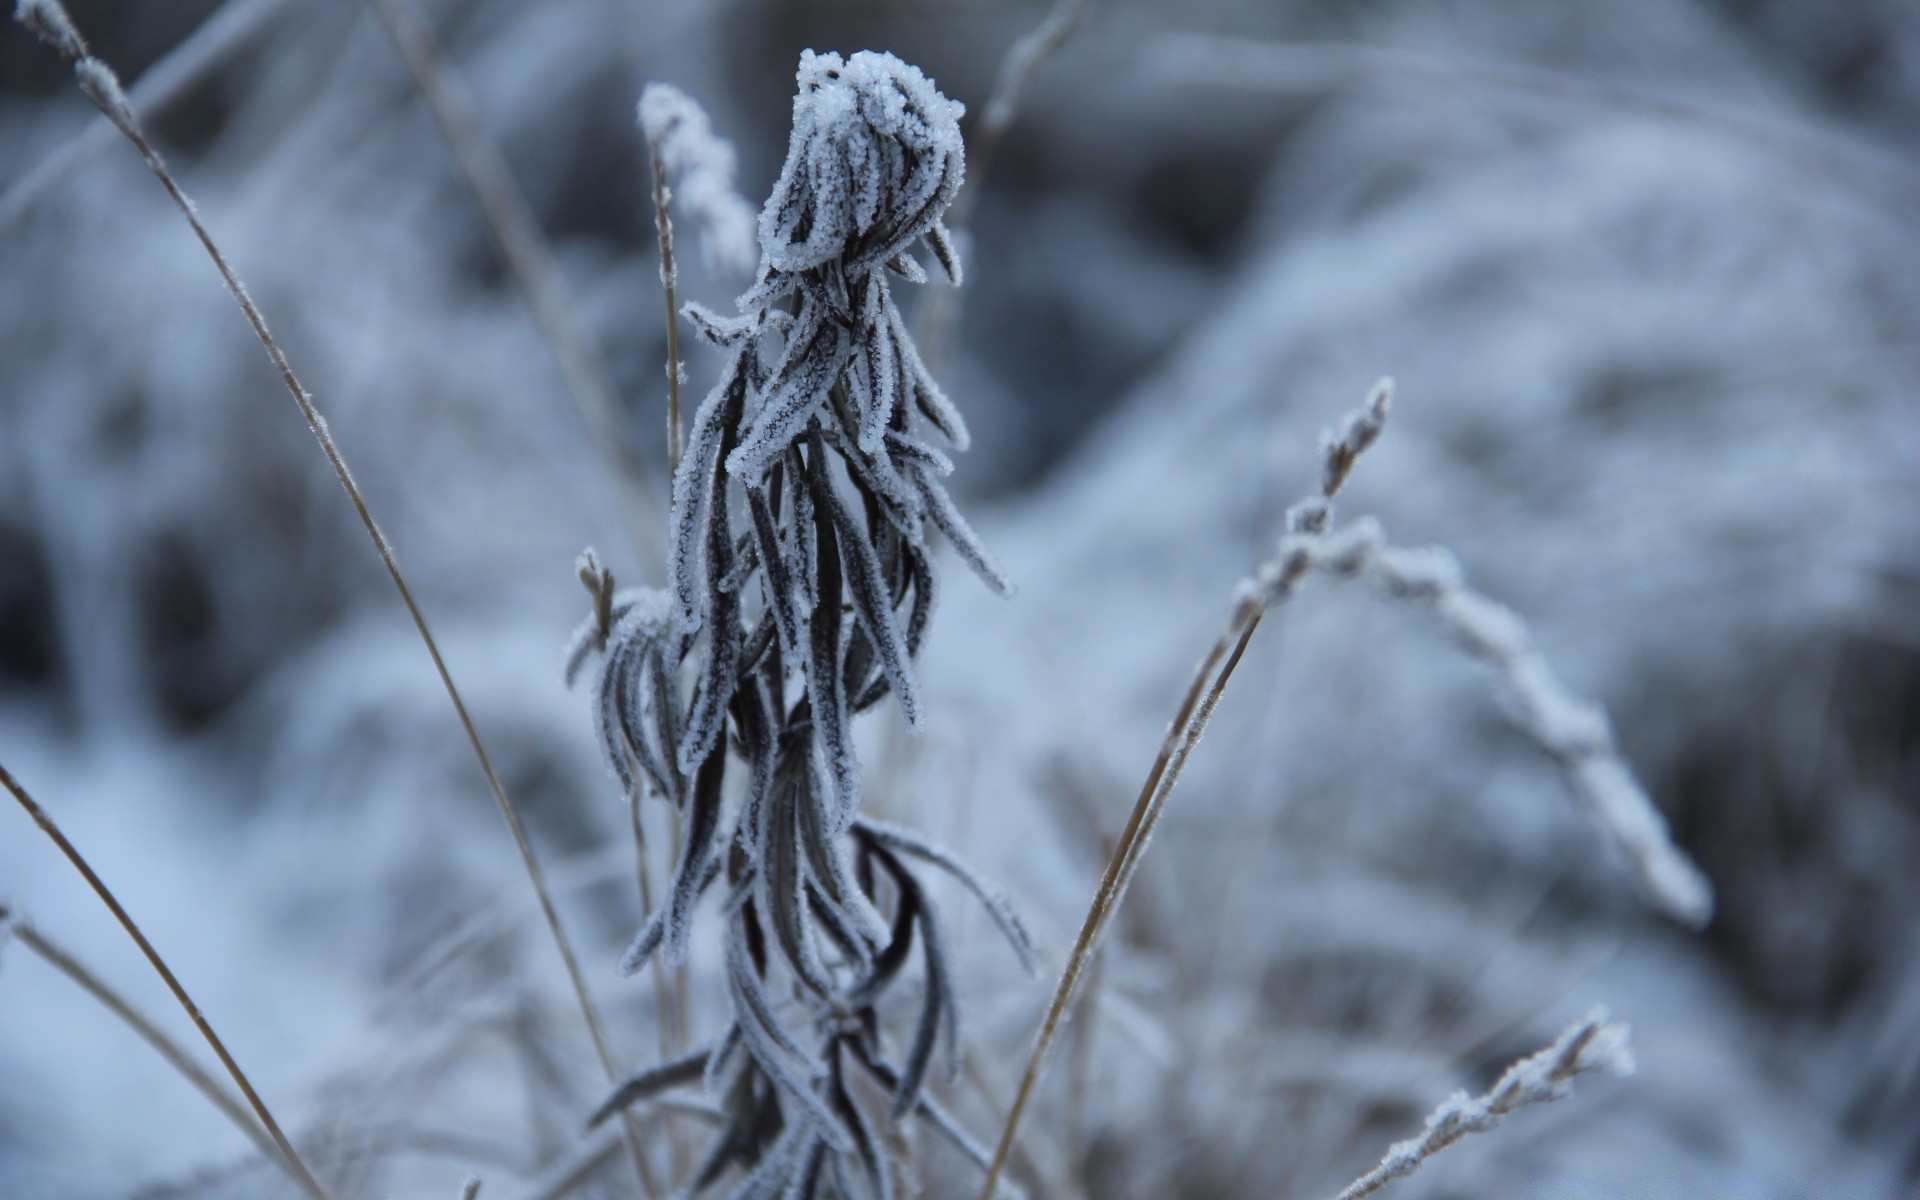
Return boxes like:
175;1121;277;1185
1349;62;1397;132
0;765;333;1200
4;914;281;1175
958;0;1094;233
1061;928;1104;1185
920;0;1092;368
368;0;665;570
21;16;657;1197
643;138;685;480
977;601;1262;1200
978;381;1393;1200
0;0;293;229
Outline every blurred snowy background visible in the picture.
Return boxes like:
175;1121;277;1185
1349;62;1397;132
3;0;1918;1196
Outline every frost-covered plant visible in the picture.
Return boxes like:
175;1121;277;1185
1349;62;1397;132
570;50;1032;1198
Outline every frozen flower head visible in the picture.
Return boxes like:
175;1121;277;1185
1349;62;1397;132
759;50;966;281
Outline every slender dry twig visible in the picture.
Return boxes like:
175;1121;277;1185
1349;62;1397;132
1324;1008;1633;1200
956;0;1094;234
367;0;665;571
919;0;1093;367
1;912;280;1175
0;0;294;228
641;131;684;481
15;7;654;1194
0;764;334;1200
977;380;1392;1200
1061;932;1104;1189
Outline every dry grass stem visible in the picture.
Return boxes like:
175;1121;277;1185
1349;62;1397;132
0;0;294;228
958;0;1094;233
1;912;282;1176
368;0;665;572
977;380;1392;1200
919;0;1092;367
641;135;685;481
0;764;334;1200
18;7;657;1194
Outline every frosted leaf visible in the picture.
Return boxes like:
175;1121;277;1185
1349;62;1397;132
680;385;746;774
799;781;890;947
852;276;901;454
664;742;728;968
747;487;805;665
671;358;749;629
855;819;1035;971
727;302;853;482
587;1044;713;1129
821;424;923;541
591;590;683;803
829;1057;892;1200
618;911;667;977
638;83;758;274
682;300;755;347
814;470;922;728
885;252;928;284
863;846;958;1118
703;1023;744;1095
806;451;861;818
847;1045;1025;1199
901;542;937;657
759;754;834;997
725;925;852;1147
888;297;969;450
911;465;1013;597
924;221;961;285
883;429;954;476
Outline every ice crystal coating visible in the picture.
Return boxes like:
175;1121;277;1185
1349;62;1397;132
573;50;1029;1200
638;83;758;274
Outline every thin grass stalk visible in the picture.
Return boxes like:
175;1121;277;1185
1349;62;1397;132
0;0;294;229
976;603;1260;1200
643;135;685;481
3;914;280;1174
16;13;657;1195
956;0;1094;234
979;382;1391;1200
919;0;1092;368
1061;914;1105;1188
0;765;333;1200
367;0;665;571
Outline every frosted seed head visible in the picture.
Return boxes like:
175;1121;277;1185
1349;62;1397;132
639;82;757;274
15;0;85;60
74;57;136;136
